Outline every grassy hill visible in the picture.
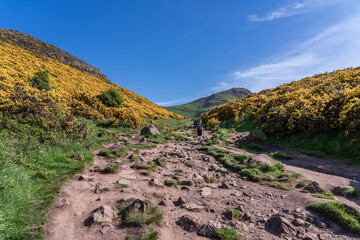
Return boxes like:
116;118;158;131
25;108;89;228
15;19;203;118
0;29;184;128
166;88;251;118
0;29;185;239
202;67;360;163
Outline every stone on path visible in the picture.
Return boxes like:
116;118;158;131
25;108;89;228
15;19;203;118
93;205;116;224
266;214;296;236
176;215;202;232
141;124;160;136
200;187;212;197
248;154;274;167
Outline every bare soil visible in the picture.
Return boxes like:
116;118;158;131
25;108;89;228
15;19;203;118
44;129;360;240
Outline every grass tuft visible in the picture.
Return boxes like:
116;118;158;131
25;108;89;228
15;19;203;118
307;201;360;233
215;227;242;240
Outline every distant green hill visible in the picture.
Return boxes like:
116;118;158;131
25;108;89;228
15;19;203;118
165;88;251;118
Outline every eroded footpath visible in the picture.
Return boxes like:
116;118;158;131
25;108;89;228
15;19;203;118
44;129;360;240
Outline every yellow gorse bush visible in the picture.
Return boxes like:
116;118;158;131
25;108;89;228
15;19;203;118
202;67;360;137
0;39;185;128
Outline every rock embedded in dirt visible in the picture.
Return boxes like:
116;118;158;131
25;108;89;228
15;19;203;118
70;181;94;191
219;182;232;189
107;142;124;150
178;196;186;204
302;233;318;240
198;221;222;238
158;199;174;207
248;154;274;167
176;214;202;232
100;223;114;235
92;206;116;224
200;187;212;197
78;174;92;181
128;135;147;145
149;178;163;187
54;197;70;208
266;214;296;236
181;186;191;191
140;124;160;136
292;218;305;226
185;203;206;212
303;181;324;194
116;179;131;186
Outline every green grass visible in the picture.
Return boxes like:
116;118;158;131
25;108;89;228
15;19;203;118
203;202;211;209
140;227;158;240
307;202;360;233
267;151;292;160
312;191;335;200
267;131;360;164
236;141;264;151
215;227;242;240
346;187;358;197
200;146;299;189
98;147;129;158
117;201;163;227
102;163;122;174
0;121;100;239
296;181;308;188
164;180;177;186
230;209;241;219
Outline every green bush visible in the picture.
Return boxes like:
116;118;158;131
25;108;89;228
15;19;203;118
97;88;123;108
31;71;50;91
307;202;360;233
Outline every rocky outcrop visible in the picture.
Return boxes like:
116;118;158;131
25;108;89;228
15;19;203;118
266;214;296;236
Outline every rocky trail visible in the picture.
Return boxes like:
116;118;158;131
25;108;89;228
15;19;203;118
44;127;360;240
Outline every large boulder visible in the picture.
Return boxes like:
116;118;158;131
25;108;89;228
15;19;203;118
266;214;296;236
141;124;160;136
248;154;274;167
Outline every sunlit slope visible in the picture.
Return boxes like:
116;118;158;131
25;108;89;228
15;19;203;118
0;34;184;127
202;67;360;137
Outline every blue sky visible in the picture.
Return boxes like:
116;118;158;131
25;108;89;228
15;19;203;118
1;0;360;106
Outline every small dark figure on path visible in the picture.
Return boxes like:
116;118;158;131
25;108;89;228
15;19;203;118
196;121;203;140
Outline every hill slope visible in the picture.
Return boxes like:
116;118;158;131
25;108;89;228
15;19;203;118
0;29;184;128
202;67;360;138
166;88;251;118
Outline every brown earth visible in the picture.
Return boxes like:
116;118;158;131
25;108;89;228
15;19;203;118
44;129;360;240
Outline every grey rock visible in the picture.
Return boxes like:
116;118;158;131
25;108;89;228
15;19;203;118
198;221;222;238
93;205;116;224
200;187;212;197
128;135;147;145
266;214;296;236
304;181;324;194
71;154;83;160
141;124;160;136
176;215;201;232
292;218;305;226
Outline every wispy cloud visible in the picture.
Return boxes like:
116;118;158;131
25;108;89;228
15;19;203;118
156;96;201;107
217;13;360;92
249;0;341;22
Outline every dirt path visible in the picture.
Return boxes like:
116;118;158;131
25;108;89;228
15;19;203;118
44;131;360;240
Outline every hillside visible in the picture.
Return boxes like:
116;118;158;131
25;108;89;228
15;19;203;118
166;88;251;118
202;67;360;162
0;29;184;128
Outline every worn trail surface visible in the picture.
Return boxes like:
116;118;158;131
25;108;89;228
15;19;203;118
44;130;360;240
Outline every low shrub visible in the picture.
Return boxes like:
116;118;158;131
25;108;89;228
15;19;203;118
31;70;50;91
97;88;123;108
215;227;242;240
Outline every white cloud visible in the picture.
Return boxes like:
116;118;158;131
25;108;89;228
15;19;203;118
156;96;201;106
249;0;341;22
219;13;360;93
